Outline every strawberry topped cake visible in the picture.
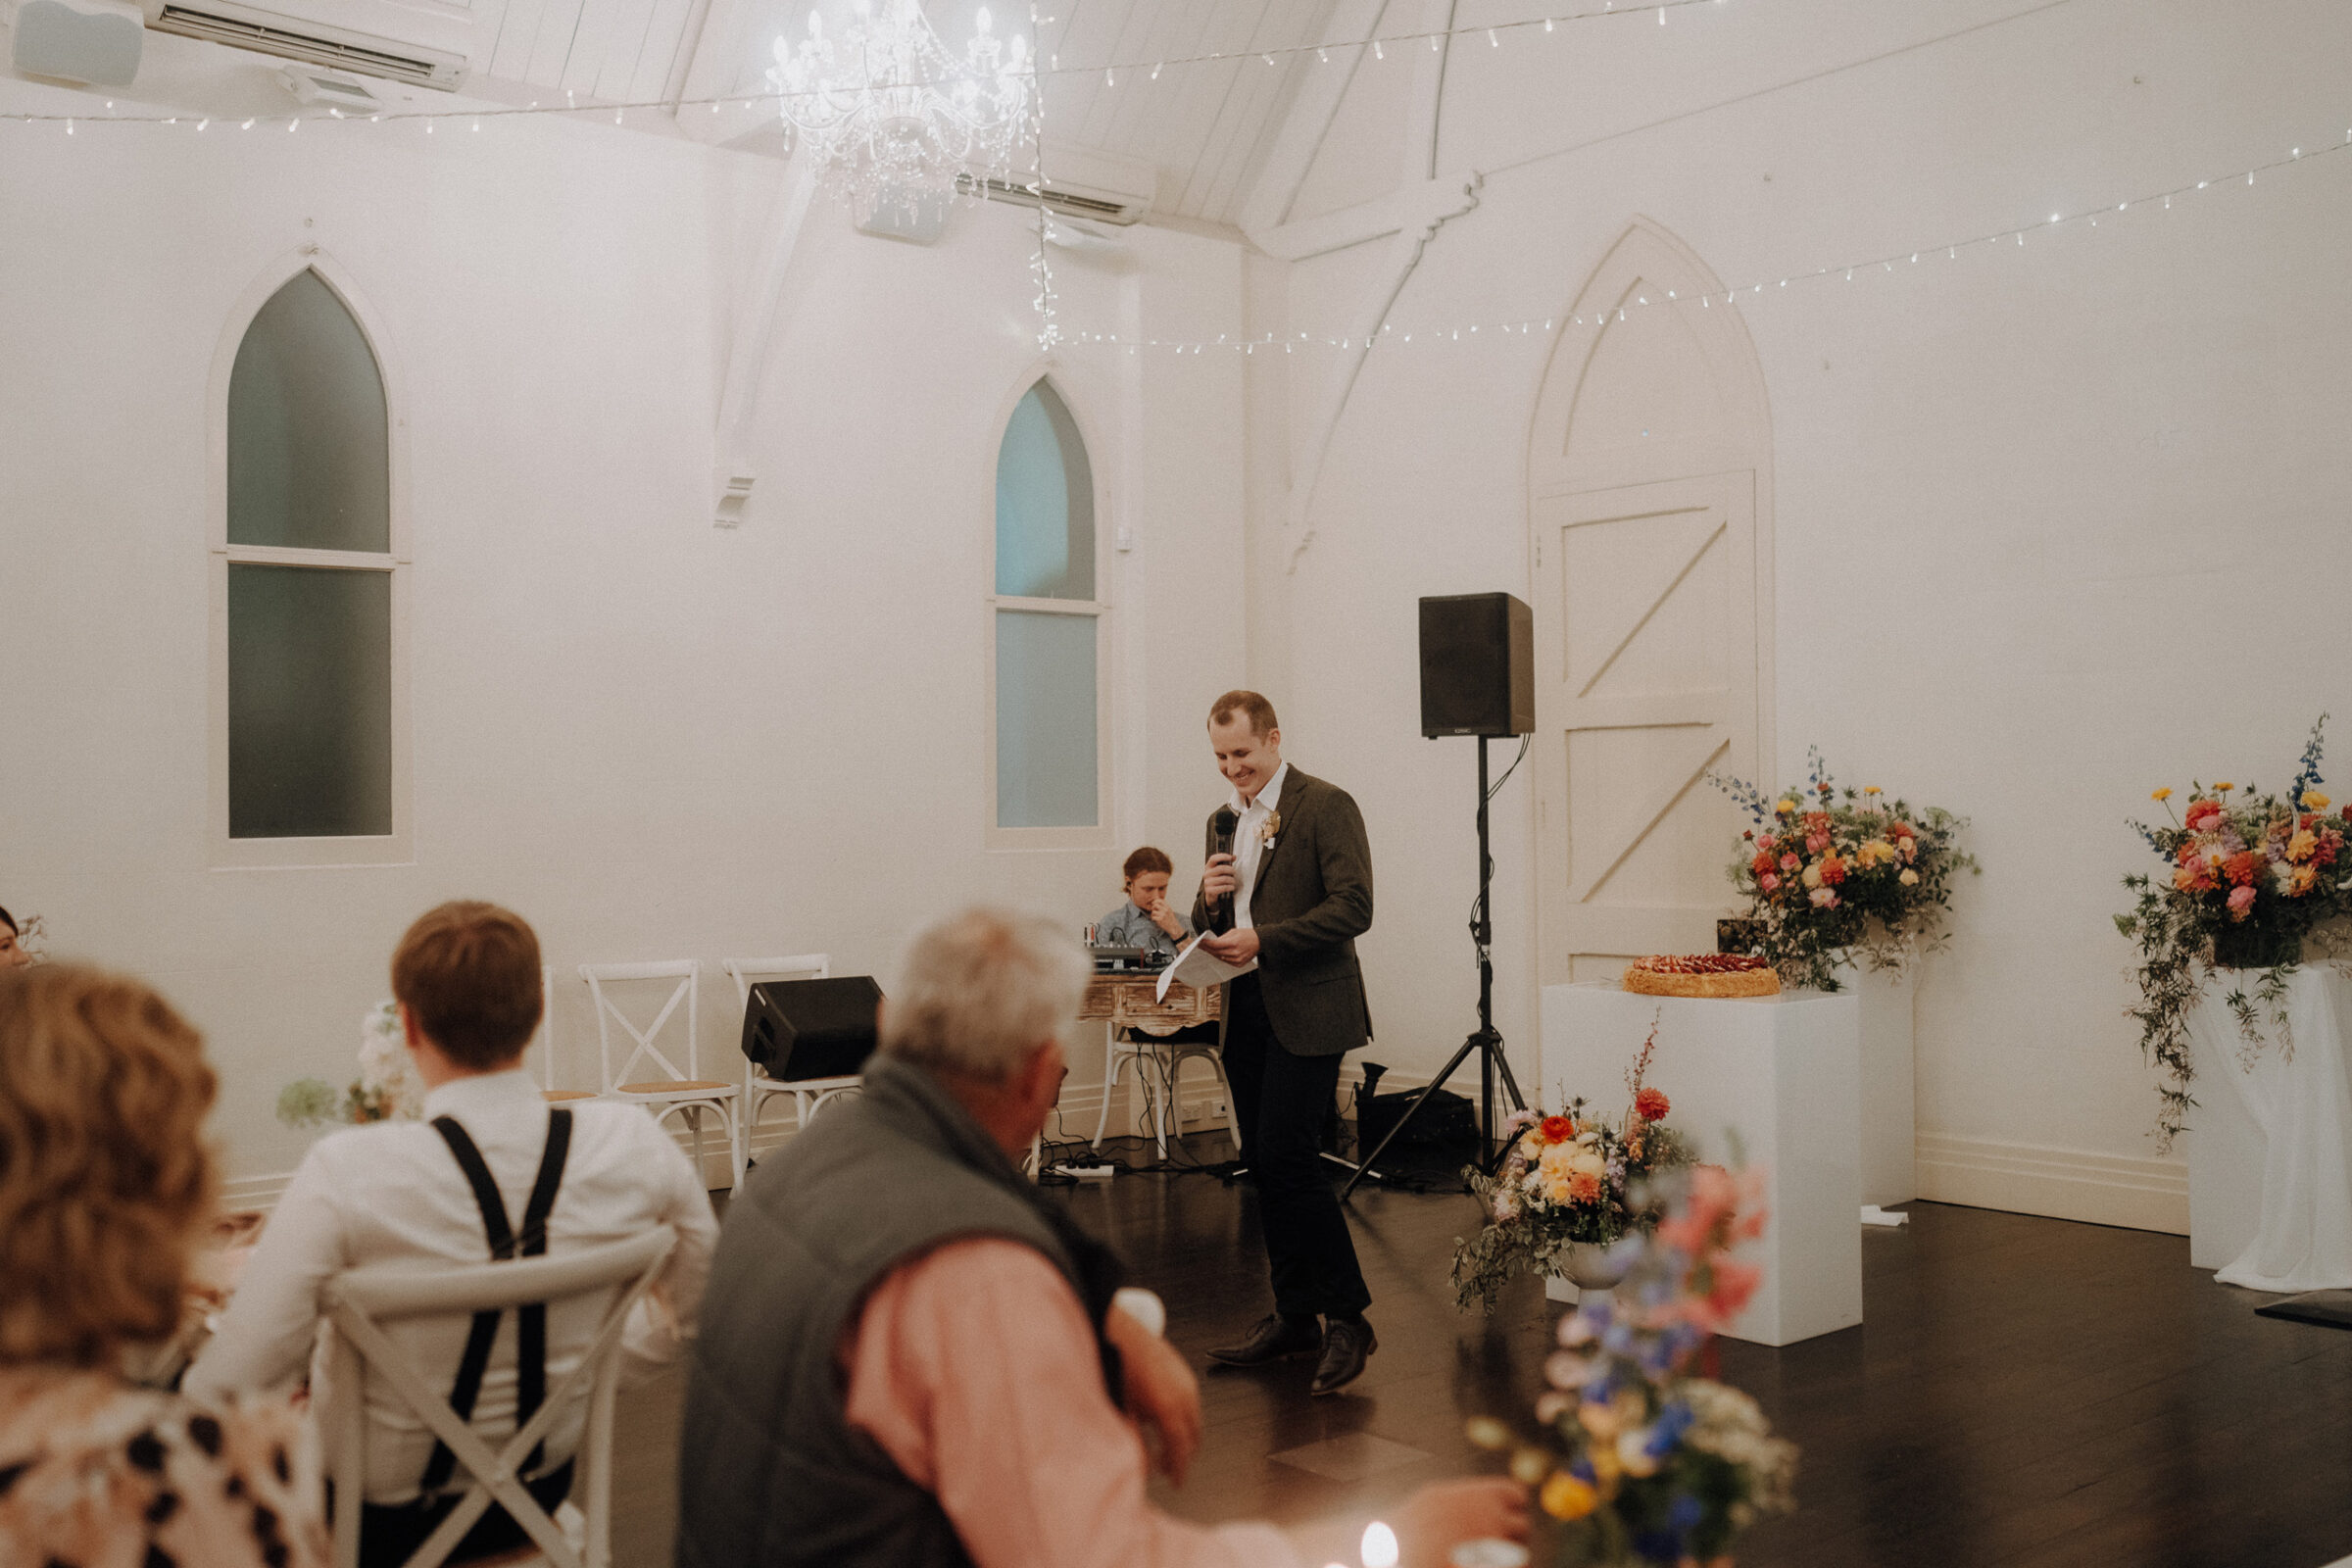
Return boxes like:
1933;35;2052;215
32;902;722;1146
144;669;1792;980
1622;953;1782;999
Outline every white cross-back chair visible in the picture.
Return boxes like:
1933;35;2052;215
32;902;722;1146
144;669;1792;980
533;966;596;1107
1093;1028;1239;1161
721;956;864;1173
578;961;740;1191
321;1226;676;1568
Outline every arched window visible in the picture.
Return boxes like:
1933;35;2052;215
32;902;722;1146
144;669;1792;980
215;266;405;857
990;377;1102;835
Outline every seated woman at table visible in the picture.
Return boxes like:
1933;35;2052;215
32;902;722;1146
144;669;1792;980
0;963;329;1568
1096;847;1194;964
0;906;34;968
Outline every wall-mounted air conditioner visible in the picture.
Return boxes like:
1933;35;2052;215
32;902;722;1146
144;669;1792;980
139;0;472;90
959;139;1155;226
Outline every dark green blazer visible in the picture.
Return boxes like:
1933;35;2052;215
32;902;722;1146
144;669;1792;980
1191;766;1373;1057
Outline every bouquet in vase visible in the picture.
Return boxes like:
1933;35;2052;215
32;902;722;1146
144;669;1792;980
1469;1165;1797;1566
1452;1023;1692;1313
1710;749;1975;993
276;1001;424;1127
2118;715;2352;1144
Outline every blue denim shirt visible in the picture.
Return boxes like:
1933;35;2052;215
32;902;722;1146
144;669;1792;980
1095;900;1192;962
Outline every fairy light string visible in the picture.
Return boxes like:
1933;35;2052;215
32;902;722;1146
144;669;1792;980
1060;129;2352;355
2;0;1733;130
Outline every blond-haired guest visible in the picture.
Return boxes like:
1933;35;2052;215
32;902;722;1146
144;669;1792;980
0;964;329;1568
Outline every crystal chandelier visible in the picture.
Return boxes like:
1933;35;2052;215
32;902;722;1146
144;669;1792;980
766;0;1033;207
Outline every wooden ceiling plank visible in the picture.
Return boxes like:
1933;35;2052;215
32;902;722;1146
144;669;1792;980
1236;0;1385;238
1191;2;1325;220
1091;0;1196;155
1169;0;1285;217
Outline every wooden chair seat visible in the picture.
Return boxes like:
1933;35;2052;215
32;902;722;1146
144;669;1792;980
541;1089;597;1103
618;1079;732;1096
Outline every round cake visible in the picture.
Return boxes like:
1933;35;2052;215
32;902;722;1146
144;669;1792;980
1622;954;1782;999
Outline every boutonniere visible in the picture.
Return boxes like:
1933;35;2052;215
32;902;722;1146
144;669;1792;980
1260;809;1282;849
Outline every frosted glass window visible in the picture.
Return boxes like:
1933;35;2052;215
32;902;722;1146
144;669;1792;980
227;564;392;838
228;270;389;553
994;381;1094;601
995;612;1098;829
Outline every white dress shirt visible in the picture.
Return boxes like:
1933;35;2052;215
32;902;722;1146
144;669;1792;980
186;1068;718;1503
1230;761;1290;931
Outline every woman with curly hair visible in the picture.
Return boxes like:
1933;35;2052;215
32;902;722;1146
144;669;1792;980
0;964;328;1568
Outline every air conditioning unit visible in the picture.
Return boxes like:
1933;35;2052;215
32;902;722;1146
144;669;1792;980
959;139;1154;226
139;0;471;90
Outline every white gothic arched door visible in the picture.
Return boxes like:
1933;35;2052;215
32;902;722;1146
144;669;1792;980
1527;220;1776;984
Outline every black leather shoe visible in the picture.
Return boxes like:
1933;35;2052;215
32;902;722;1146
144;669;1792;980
1205;1313;1323;1367
1309;1315;1377;1396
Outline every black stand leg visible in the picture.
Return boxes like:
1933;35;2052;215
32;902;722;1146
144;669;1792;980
1343;735;1527;1200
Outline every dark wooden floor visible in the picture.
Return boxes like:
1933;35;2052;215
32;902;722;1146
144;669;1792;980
609;1140;2352;1568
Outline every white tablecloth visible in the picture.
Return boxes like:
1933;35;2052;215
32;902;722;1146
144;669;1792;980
2184;964;2352;1292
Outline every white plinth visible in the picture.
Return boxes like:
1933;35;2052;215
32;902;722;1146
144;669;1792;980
2182;964;2352;1291
1540;982;1862;1347
1853;966;1918;1207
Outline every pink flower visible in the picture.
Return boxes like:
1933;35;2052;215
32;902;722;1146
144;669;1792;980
1759;872;1781;892
1810;887;1838;908
2227;885;2257;918
1805;833;1831;855
1780;853;1800;872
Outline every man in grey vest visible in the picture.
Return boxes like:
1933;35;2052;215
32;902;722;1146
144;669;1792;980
675;907;1525;1568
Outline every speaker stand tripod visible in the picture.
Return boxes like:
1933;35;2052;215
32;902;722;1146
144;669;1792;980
1343;734;1526;1199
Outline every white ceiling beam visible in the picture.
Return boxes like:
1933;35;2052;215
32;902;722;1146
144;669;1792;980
1234;0;1386;243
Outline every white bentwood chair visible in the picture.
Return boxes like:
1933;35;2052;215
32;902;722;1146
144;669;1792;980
533;966;597;1107
721;956;864;1174
319;1226;677;1568
578;961;740;1192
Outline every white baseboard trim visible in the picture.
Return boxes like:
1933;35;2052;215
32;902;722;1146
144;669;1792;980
1914;1131;2188;1235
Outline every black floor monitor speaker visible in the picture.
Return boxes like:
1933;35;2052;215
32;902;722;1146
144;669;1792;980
741;976;883;1082
1419;593;1534;738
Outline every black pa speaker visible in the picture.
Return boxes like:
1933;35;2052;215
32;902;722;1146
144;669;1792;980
1418;593;1534;738
741;976;882;1081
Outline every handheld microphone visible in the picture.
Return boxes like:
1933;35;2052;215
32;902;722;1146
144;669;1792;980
1205;807;1240;934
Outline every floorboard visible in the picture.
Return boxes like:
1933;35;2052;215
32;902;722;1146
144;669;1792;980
599;1142;2352;1567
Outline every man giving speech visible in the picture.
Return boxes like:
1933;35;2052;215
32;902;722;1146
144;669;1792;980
1192;691;1378;1396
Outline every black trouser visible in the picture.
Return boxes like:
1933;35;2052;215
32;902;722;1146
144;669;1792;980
1222;973;1372;1319
354;1458;574;1568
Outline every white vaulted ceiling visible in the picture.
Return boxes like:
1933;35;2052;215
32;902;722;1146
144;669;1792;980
454;0;1347;226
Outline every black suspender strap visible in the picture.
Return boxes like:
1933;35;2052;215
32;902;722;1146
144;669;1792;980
417;1108;572;1497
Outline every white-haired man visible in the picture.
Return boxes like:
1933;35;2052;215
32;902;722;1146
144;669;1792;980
675;907;1525;1568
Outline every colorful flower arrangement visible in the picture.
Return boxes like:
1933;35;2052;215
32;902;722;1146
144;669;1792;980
1709;749;1976;992
2117;716;2352;1145
276;1001;424;1127
1452;1024;1693;1313
1469;1165;1797;1566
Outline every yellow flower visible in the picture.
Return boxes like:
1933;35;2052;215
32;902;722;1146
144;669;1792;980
2215;781;2236;792
1899;868;1920;887
2151;788;2173;802
2289;830;2318;863
1775;798;1796;815
1864;785;1883;796
1541;1472;1598;1521
2305;792;2331;810
1802;862;1825;890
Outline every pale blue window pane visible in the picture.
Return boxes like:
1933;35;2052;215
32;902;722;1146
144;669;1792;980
996;611;1098;829
228;270;389;553
994;380;1094;601
228;564;392;838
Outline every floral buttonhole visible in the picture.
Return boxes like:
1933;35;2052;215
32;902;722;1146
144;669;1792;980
1260;809;1282;848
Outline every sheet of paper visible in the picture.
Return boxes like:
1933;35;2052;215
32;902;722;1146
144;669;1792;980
1155;934;1256;1002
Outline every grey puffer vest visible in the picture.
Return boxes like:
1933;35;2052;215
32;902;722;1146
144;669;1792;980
673;1054;1125;1568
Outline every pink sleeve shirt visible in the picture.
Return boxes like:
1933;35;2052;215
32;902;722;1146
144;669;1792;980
840;1238;1301;1568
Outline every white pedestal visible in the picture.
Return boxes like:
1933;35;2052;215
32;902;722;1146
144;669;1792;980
2182;964;2352;1290
1540;982;1863;1347
1853;966;1918;1207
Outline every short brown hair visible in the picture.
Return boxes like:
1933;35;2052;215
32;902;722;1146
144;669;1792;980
1208;690;1279;736
0;965;218;1367
391;901;543;1071
1122;847;1173;881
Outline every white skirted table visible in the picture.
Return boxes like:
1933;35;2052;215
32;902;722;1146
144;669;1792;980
1541;982;1863;1347
2182;964;2352;1292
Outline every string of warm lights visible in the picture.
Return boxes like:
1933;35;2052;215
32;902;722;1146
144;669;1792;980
1060;128;2352;355
1027;0;1059;353
3;0;1730;131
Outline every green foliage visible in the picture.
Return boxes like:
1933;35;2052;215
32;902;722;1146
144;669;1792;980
274;1077;344;1127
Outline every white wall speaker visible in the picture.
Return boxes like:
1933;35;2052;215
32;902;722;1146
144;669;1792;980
11;0;143;85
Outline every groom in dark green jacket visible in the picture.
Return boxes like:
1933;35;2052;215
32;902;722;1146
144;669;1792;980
1192;689;1378;1396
